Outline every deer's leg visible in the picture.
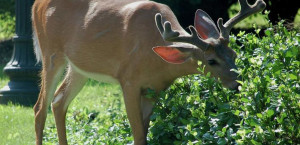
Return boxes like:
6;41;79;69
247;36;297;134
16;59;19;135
34;55;65;145
141;97;154;136
51;66;87;145
122;84;147;145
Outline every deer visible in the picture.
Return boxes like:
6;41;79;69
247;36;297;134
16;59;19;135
31;0;265;144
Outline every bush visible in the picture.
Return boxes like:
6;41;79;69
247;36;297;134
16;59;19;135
0;0;14;14
0;0;15;40
0;39;13;64
148;21;300;144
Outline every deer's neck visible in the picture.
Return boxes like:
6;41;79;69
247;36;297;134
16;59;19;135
166;59;200;81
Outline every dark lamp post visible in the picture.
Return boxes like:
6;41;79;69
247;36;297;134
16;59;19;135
0;0;41;106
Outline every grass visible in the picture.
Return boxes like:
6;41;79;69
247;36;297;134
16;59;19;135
0;65;36;145
0;104;36;144
0;65;126;145
43;82;127;144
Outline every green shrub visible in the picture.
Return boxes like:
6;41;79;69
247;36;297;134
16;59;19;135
0;0;14;14
0;0;15;40
149;21;300;145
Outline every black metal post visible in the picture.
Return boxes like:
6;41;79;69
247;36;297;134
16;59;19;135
0;0;41;106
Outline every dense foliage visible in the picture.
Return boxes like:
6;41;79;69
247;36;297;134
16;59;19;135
149;22;300;144
0;0;15;39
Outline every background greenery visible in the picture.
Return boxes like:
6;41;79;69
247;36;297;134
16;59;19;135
0;0;299;145
148;22;300;144
0;0;15;40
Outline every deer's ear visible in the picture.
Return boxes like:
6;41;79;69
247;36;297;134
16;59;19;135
194;9;220;39
153;46;193;64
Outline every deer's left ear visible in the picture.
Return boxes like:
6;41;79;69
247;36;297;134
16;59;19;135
153;46;194;64
194;9;220;39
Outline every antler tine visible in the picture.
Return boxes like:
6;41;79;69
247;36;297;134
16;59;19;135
218;0;266;40
155;13;208;51
155;13;180;41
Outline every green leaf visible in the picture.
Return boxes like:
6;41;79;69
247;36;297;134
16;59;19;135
255;29;261;34
217;138;227;145
241;98;249;103
234;110;240;116
289;73;298;80
251;139;262;145
206;72;211;77
216;131;225;137
247;117;259;126
176;133;181;139
237;31;246;37
266;109;275;117
255;126;263;134
257;113;263;118
265;29;271;36
222;127;227;133
203;133;213;140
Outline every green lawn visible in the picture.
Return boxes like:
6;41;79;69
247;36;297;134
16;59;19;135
0;65;37;145
0;104;36;144
0;65;126;145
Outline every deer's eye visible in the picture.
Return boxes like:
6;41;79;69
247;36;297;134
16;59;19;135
208;59;218;66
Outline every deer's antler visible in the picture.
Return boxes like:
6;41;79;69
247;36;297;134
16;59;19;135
155;13;209;51
217;0;266;40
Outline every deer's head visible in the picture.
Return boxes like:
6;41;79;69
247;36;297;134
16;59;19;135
153;0;266;90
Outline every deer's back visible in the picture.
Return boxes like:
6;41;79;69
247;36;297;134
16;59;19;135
32;0;181;85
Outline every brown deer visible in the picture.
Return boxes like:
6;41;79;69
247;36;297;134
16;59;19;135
32;0;265;144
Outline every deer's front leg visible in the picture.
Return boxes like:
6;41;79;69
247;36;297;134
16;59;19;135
122;84;147;145
141;97;154;136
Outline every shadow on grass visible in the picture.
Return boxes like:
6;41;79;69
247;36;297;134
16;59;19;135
0;64;8;87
